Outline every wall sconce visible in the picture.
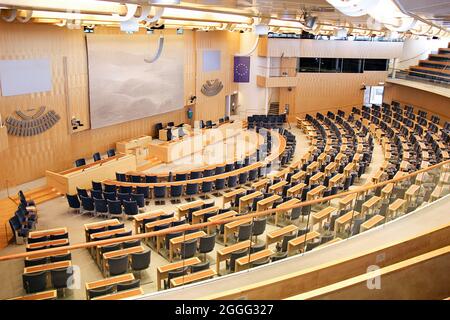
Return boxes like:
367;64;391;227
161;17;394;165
71;117;84;130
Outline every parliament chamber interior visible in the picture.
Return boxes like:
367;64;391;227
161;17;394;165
0;0;449;302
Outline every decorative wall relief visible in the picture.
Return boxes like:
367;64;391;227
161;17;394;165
201;79;223;97
5;106;61;136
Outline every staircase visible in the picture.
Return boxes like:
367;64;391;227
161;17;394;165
10;185;61;205
408;43;450;83
268;102;280;115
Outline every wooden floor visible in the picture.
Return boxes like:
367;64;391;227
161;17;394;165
0;186;60;248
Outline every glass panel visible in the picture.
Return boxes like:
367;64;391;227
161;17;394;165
342;59;363;73
319;58;341;73
364;59;389;71
298;58;320;72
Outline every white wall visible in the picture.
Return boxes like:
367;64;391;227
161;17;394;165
237;32;268;117
396;37;450;70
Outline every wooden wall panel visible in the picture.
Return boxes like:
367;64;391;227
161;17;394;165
260;38;404;58
0;21;235;189
292;71;388;118
383;82;450;122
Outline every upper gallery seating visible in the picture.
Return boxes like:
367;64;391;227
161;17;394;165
408;42;450;83
247;114;286;129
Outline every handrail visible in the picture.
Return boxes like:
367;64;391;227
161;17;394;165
1;158;448;262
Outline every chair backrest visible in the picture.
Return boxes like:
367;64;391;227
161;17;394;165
25;257;48;267
136;186;150;199
160;212;175;220
92;181;103;191
199;233;216;253
215;178;226;190
27;235;48;244
280;234;296;252
22;271;47;293
229;249;249;272
190;171;202;179
115;230;132;238
108;255;129;276
49;232;69;240
66;194;80;209
77;187;89;198
117;192;131;204
100;243;122;254
104;184;117;193
170;185;183;197
119;185;133;194
290;206;302;220
252;218;267;236
74;158;86;167
154;186;166;198
165;231;183;250
227;175;238;187
131;193;145;208
51;267;73;289
50;252;72;263
117;279;141;292
180;239;197;259
186;183;198;195
107;149;116;157
91;189;103;200
94;198;108;213
80;195;94;211
237;223;253;241
131;249;151;271
167;267;188;287
93;152;101;162
123;200;138;216
250;243;266;254
251;257;270;268
201;181;213;192
123;239;141;249
88;285;114;299
107;199;122;215
191;261;210;273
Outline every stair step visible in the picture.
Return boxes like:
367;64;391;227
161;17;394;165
429;54;450;61
438;48;450;54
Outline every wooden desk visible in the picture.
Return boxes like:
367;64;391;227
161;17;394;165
177;200;205;218
329;173;344;188
393;171;407;180
325;162;337;175
405;184;420;203
145;217;177;233
381;183;394;199
102;246;145;274
317;153;327;165
307;161;319;173
372;169;384;184
207;210;237;234
84;219;120;241
334;210;362;234
274;198;300;226
28;227;67;239
269;168;290;181
290;171;306;183
268;180;288;194
169;231;206;262
216;240;252;275
257;194;281;212
26;238;68;250
388;199;407;220
235;249;274;272
92;288;144;300
170;269;216;288
287;183;306;197
90;228;126;241
251;179;269;192
239;191;262;213
310;172;325;185
156;257;201;290
24;261;71;274
287;231;321;255
311;206;337;230
133;210;165;234
192;206;220;224
25;249;70;261
9;290;57;300
266;224;298;248
223;188;246;206
85;273;135;299
307;185;326;201
344;163;355;176
360;215;385;232
223;218;252;246
316;237;342;249
338;193;356;210
46;154;136;194
335;153;345;165
362;196;381;215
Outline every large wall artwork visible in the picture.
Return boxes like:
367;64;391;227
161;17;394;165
86;34;184;129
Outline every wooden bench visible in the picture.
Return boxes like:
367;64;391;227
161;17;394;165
338;193;356;211
223;188;246;207
156;257;201;290
325;162;337;175
26;238;69;250
251;179;269;192
102;245;146;275
361;196;381;216
24;260;71;274
310;172;325;185
84;219;121;242
25;249;70;261
85;273;135;299
266;224;298;248
239;191;262;213
334;210;362;234
215;240;252;275
274;198;300;226
388;199;407;220
307;185;326;201
290;171;306;183
268;180;288;194
287;183;306;197
287;231;321;255
90;228;126;241
206;210;237;234
235;249;274;272
28;227;67;240
329;173;343;188
405;184;420;204
381;183;394;199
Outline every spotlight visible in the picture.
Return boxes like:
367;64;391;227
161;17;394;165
176;28;184;35
83;26;94;33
